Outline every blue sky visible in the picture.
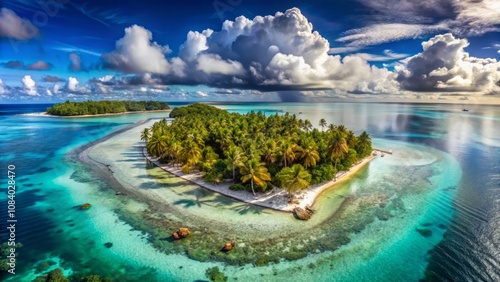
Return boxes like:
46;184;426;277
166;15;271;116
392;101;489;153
0;0;499;103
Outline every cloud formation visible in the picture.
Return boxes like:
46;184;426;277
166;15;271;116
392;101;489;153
0;8;39;40
354;50;409;62
337;23;447;47
101;25;172;74
2;60;24;69
26;60;52;70
396;33;500;93
68;53;83;71
43;75;65;83
0;79;8;95
21;75;39;96
338;0;500;47
2;60;53;70
66;77;80;91
102;8;395;93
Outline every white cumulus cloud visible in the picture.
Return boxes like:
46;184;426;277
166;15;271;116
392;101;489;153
102;25;172;74
396;33;500;93
21;75;39;96
66;77;79;91
0;79;8;95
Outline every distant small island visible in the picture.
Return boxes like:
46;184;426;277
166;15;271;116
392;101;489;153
46;100;170;116
143;104;374;214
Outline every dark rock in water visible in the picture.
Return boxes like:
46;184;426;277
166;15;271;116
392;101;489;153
46;208;55;213
172;227;191;239
104;242;113;248
416;228;432;237
305;205;315;214
222;241;236;252
437;224;446;229
420;222;432;227
293;207;312;220
80;203;92;210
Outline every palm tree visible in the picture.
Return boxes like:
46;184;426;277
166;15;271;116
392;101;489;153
328;133;349;173
279;139;299;167
319;118;327;131
328;124;336;133
276;164;311;201
239;158;271;196
140;128;151;142
337;125;347;137
356;131;372;157
170;141;183;166
299;141;320;169
303;119;313;132
146;131;168;158
200;146;219;171
180;139;202;167
225;145;242;180
345;130;357;148
262;140;278;164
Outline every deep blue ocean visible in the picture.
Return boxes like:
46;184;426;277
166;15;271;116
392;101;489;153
0;102;499;281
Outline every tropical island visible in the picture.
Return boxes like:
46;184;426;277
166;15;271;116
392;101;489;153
46;100;170;116
142;103;373;216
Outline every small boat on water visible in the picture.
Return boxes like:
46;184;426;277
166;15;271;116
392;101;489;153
381;153;385;157
462;109;469;112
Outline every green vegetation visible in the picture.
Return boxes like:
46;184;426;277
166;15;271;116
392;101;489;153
32;268;112;282
145;104;372;198
0;242;22;272
46;100;169;116
205;266;228;282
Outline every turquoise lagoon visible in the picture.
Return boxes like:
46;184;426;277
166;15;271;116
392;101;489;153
0;103;499;281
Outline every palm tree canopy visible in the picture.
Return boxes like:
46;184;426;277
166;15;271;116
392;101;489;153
328;133;349;160
276;164;311;195
239;158;271;188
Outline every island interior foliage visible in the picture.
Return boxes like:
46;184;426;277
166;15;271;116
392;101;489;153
46;100;170;116
144;104;373;196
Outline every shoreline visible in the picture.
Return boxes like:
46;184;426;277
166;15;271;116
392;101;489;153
74;118;382;214
144;146;380;212
19;109;171;118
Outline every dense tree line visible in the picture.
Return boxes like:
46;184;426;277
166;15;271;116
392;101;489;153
46;100;169;116
144;104;372;199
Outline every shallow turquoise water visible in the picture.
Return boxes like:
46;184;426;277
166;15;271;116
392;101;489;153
0;103;498;281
